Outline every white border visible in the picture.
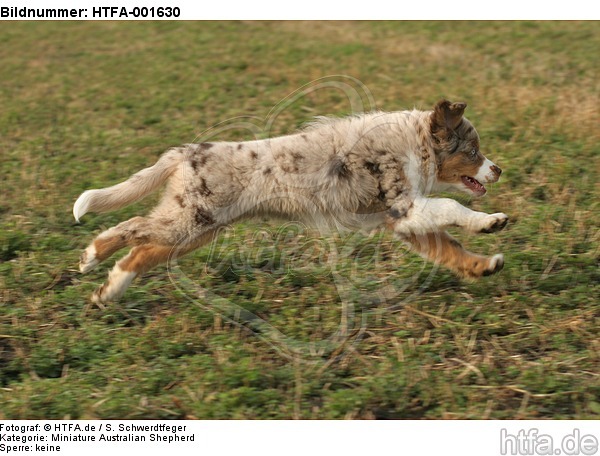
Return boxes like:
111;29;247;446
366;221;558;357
1;0;599;19
0;420;598;456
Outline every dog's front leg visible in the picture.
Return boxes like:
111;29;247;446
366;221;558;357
387;197;508;235
399;230;505;278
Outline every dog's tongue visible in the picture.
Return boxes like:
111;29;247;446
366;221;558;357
462;176;486;195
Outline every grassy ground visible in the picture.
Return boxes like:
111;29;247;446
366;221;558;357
0;21;598;419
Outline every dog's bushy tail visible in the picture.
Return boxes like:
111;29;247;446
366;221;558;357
73;148;183;221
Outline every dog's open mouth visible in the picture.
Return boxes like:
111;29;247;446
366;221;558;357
462;176;486;195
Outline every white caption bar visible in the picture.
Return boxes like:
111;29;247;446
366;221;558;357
0;0;598;19
0;421;599;456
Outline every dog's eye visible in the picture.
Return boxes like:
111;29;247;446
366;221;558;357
469;148;478;158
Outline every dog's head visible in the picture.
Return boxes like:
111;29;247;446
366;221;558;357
430;99;502;197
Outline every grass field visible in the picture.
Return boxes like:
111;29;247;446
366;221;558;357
0;21;598;419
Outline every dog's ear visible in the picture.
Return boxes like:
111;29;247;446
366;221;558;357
432;99;467;132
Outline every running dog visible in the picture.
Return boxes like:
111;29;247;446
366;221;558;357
73;99;508;303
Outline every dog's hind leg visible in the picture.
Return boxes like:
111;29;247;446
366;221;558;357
90;229;217;304
79;216;161;274
402;230;504;279
91;244;172;304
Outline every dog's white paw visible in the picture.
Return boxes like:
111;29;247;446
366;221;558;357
91;287;105;305
79;244;99;274
478;213;509;234
483;253;504;276
91;265;136;304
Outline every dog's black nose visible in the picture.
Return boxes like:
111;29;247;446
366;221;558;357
491;165;502;176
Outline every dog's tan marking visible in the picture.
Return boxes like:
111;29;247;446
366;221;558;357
80;230;130;274
119;244;174;274
404;231;504;278
94;235;128;262
437;151;484;185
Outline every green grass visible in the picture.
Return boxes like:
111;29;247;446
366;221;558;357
0;21;598;419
